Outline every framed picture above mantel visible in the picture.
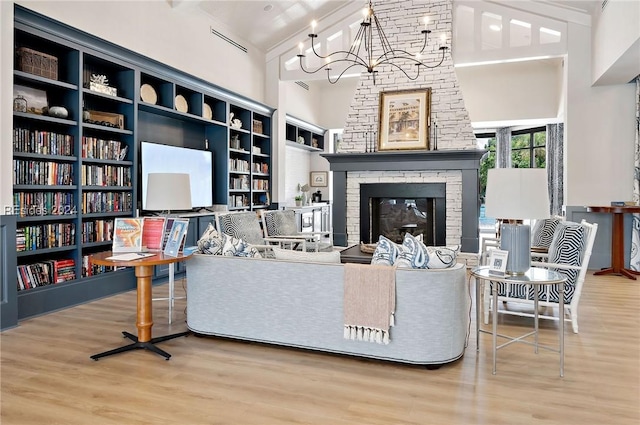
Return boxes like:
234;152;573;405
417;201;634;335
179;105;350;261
377;88;431;151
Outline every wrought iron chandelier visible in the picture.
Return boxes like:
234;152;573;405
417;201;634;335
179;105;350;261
297;0;449;84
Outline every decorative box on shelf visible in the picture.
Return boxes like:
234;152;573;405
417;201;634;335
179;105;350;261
89;81;117;97
16;47;58;80
84;110;124;129
252;119;263;134
252;146;261;154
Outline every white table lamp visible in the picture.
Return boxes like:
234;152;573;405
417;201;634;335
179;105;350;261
485;168;550;275
145;173;192;214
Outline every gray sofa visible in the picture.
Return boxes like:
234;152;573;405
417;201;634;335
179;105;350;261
186;254;469;366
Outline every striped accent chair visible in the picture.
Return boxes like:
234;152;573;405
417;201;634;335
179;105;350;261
483;220;598;333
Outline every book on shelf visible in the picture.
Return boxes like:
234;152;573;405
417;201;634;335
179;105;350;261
142;217;166;251
112;218;145;252
163;219;189;257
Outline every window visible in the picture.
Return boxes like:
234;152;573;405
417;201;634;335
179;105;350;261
511;127;546;168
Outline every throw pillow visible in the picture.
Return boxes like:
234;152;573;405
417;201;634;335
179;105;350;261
371;235;401;266
425;245;459;269
395;233;429;269
531;218;562;249
197;223;224;255
546;221;585;302
221;234;262;258
272;247;341;263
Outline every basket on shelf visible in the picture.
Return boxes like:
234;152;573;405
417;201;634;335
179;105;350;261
16;47;58;80
252;119;263;134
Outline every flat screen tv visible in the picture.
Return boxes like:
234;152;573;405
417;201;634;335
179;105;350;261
140;141;213;210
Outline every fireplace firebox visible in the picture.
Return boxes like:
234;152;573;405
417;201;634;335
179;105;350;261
360;183;446;244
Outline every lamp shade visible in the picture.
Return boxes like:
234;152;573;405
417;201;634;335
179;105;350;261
485;168;550;220
145;173;192;212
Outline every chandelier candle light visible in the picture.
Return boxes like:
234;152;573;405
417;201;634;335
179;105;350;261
297;0;449;84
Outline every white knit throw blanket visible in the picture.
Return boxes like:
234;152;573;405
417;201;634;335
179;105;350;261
343;263;396;345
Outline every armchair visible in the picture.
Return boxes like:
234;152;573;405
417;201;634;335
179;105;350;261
260;209;333;252
482;219;597;333
214;211;306;258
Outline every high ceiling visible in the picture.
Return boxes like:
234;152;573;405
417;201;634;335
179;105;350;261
194;0;599;52
196;0;352;52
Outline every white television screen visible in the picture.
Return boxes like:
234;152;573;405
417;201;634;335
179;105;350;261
141;141;213;209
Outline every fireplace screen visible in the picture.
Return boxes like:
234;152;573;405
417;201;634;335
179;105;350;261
360;183;446;245
371;198;434;244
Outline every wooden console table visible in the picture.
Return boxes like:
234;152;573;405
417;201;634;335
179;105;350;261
587;205;640;280
89;251;193;360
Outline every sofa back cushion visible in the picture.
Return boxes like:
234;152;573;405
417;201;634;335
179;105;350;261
273;247;341;263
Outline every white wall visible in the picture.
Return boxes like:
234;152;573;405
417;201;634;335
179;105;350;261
592;0;640;85
564;21;636;206
456;58;563;124
1;2;15;210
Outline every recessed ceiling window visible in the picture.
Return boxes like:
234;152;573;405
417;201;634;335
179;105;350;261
540;27;562;44
510;19;531;47
455;5;475;53
482;12;502;50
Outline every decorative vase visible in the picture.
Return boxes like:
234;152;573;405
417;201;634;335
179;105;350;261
13;95;27;112
48;106;68;119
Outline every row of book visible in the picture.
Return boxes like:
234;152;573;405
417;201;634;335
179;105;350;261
17;259;76;291
81;219;114;243
82;191;132;214
229;194;249;208
253;179;269;191
81;164;132;187
230;175;250;190
81;137;128;161
229;158;249;172
252;162;269;174
12;191;76;217
13;128;74;156
81;254;123;277
17;223;76;252
13;160;74;186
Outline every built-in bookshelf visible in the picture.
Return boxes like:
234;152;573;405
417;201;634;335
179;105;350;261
7;6;273;325
285;115;326;152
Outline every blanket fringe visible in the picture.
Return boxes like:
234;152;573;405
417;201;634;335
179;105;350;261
343;325;390;345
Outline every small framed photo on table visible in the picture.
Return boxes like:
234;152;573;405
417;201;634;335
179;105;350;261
488;249;509;276
310;171;328;187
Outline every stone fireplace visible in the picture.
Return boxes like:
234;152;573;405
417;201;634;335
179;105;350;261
322;150;485;253
319;0;482;254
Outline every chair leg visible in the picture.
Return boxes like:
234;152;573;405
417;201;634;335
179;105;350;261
570;309;579;334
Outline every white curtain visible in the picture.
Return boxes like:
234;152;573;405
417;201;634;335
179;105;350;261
631;77;640;271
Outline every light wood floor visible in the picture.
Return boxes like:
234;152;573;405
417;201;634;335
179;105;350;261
1;271;639;425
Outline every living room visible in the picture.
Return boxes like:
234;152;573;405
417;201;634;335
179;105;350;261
1;0;639;423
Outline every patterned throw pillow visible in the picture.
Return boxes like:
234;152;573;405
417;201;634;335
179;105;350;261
371;235;401;266
395;233;429;269
197;223;225;255
531;218;562;249
546;221;585;302
425;245;459;269
221;234;262;258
